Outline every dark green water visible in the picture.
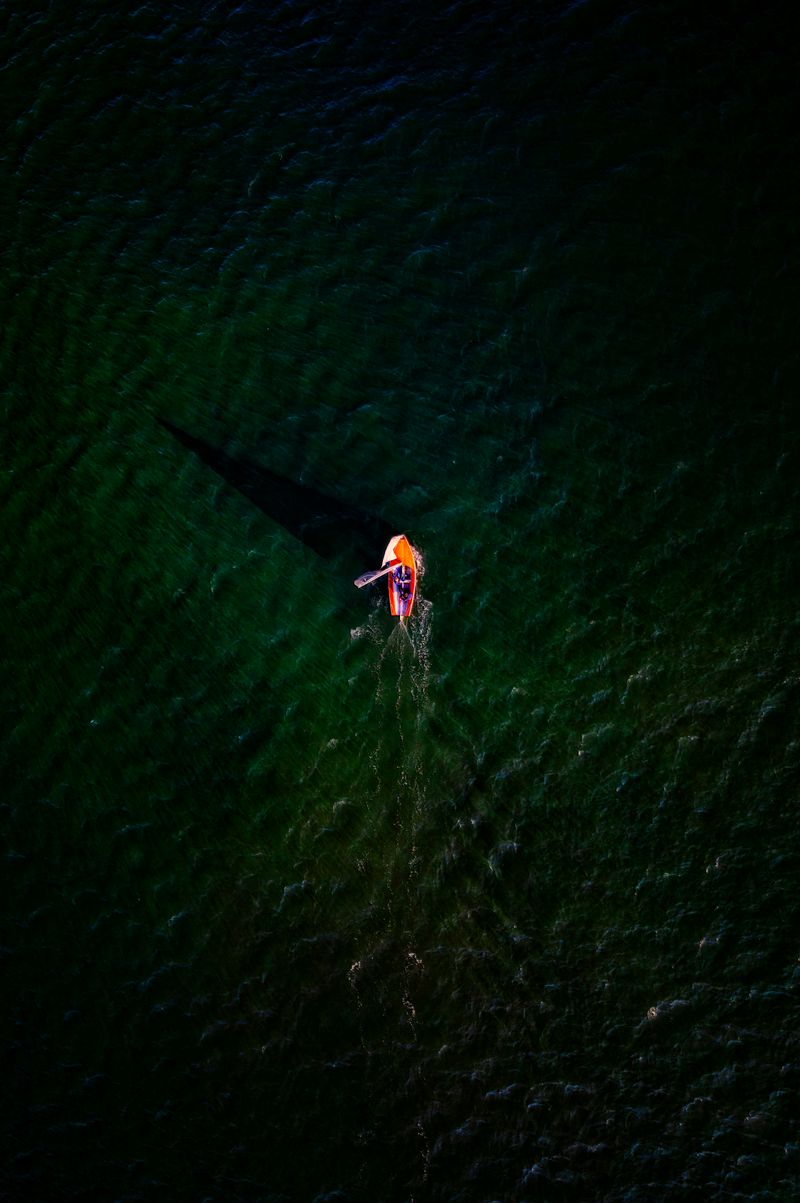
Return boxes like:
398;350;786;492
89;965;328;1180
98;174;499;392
2;2;799;1200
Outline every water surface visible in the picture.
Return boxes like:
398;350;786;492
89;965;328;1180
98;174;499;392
2;2;799;1200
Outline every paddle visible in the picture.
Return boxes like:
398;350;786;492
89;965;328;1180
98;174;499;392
354;558;401;588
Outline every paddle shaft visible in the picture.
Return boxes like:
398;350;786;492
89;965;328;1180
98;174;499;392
353;558;401;588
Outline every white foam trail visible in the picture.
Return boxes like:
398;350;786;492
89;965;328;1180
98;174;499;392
347;555;434;1190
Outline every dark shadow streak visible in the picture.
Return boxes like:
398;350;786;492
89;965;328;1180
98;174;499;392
157;418;395;562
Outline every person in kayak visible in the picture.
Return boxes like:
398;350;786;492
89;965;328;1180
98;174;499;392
395;564;412;601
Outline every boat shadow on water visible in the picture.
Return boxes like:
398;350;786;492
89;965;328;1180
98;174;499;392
157;418;397;565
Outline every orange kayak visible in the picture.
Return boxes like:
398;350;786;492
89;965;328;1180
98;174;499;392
384;534;416;618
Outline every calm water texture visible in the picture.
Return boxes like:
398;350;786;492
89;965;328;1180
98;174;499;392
2;1;799;1200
